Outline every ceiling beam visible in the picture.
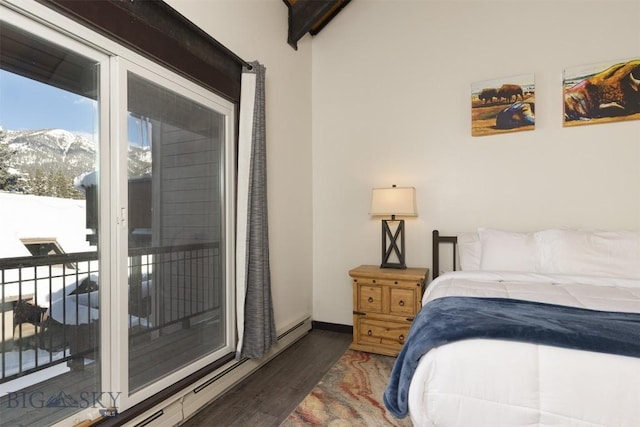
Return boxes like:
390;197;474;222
284;0;350;50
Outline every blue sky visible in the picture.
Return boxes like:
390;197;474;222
0;70;98;136
0;69;150;146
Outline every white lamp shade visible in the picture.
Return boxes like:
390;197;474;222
369;187;417;217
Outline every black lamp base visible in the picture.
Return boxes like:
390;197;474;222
380;218;406;269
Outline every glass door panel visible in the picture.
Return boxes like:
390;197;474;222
0;22;104;426
126;71;226;393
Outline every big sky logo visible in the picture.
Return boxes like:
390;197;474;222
4;390;120;413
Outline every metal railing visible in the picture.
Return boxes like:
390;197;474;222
0;242;221;383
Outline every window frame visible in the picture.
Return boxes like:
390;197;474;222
39;0;245;103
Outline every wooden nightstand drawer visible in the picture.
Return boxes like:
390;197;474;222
359;285;383;312
389;287;416;316
357;317;410;349
349;265;428;356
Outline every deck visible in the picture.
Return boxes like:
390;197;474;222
0;242;223;426
0;318;224;426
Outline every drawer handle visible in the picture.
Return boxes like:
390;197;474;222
368;297;374;303
399;300;405;307
367;330;373;336
398;334;405;342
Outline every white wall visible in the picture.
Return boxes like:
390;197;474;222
165;0;314;331
166;0;639;328
312;0;640;325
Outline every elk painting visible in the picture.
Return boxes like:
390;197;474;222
563;58;640;127
471;74;535;136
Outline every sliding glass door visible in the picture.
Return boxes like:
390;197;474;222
0;4;236;423
123;66;232;395
0;16;108;426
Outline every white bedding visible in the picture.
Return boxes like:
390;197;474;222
407;271;640;427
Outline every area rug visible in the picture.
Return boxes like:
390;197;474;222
280;350;412;427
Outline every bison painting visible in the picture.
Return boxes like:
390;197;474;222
564;59;640;122
496;101;535;129
497;84;523;103
471;73;535;136
478;88;499;104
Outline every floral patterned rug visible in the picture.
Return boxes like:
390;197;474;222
280;350;412;427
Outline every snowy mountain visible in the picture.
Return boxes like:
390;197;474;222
0;128;151;196
5;128;96;177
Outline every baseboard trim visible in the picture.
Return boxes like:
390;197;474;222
312;321;352;334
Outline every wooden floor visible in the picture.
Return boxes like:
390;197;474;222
180;328;352;427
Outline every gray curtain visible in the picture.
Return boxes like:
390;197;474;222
238;61;277;359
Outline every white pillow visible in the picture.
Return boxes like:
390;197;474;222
478;228;538;272
457;232;481;271
536;228;640;279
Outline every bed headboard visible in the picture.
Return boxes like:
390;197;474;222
432;230;458;280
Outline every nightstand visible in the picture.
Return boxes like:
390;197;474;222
349;265;428;356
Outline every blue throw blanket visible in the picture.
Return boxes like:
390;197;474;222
383;296;640;419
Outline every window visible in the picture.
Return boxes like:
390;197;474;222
0;17;104;426
0;3;236;424
21;239;66;257
124;66;230;393
21;238;76;270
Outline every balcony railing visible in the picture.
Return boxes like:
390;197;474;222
0;242;221;384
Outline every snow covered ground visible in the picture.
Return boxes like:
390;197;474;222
0;192;95;389
0;192;92;259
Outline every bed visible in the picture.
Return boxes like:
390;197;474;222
384;228;640;426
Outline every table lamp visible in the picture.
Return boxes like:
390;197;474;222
369;185;417;269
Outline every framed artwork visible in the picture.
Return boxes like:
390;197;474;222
471;74;535;137
563;58;640;127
